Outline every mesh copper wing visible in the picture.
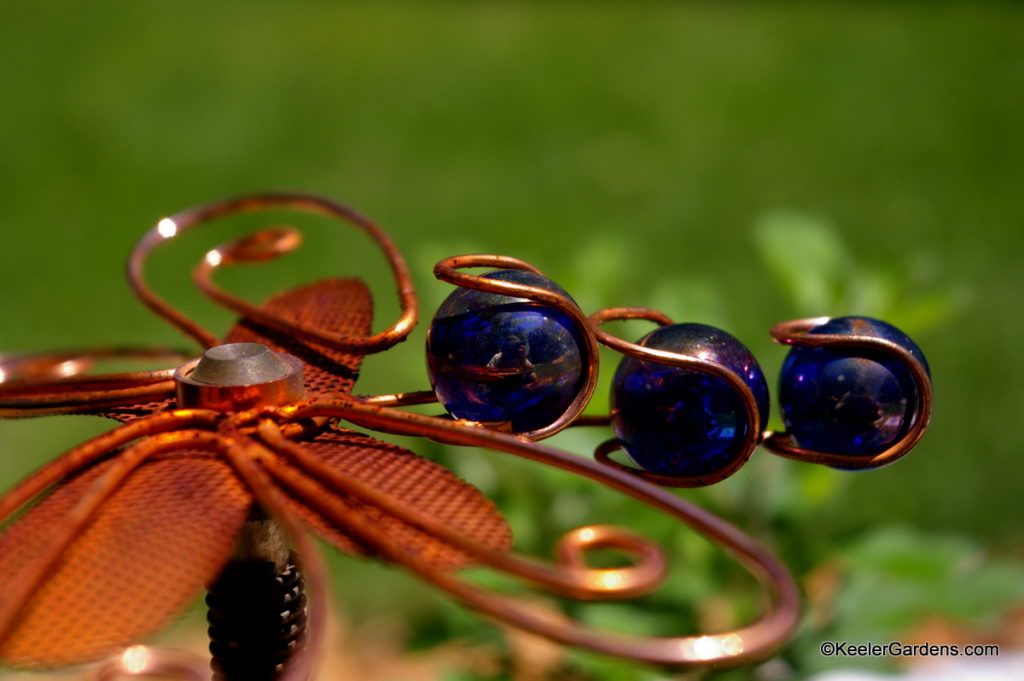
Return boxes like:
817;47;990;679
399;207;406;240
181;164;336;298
274;428;512;570
222;278;372;397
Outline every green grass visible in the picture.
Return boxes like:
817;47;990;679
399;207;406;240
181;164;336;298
1;2;1023;679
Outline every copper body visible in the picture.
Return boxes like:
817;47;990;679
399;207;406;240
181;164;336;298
0;192;930;678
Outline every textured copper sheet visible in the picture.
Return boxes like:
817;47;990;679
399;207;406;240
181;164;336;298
222;278;373;397
277;427;513;570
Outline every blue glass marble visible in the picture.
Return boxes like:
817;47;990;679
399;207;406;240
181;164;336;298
426;269;586;433
778;316;930;457
611;323;769;478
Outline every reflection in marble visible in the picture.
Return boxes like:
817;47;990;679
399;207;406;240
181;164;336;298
426;270;586;433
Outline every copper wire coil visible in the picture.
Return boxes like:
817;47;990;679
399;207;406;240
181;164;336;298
761;316;934;469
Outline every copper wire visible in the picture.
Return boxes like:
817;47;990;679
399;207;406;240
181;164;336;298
761;317;934;469
284;397;801;669
588;307;763;487
0;347;187;383
357;389;438;407
129;193;418;352
0;348;188;417
259;421;667;601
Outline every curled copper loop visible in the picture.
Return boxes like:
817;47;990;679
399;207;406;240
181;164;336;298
762;317;933;469
258;420;667;601
588;308;763;487
128;192;418;352
0;347;187;418
432;255;600;441
95;645;208;681
284;398;801;668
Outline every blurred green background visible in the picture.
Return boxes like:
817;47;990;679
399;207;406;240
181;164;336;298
1;2;1023;680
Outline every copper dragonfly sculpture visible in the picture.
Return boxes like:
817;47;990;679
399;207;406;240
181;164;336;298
0;193;931;680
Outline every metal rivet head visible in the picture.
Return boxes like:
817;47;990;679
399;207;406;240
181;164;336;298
174;343;305;410
190;343;291;386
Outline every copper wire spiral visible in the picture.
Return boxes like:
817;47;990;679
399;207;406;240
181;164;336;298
282;398;800;668
129;192;418;353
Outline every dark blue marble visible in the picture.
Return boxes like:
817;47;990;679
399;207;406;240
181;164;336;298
426;269;586;433
611;323;769;477
778;316;930;457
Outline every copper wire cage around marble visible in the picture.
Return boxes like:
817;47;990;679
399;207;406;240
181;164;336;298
0;193;931;680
